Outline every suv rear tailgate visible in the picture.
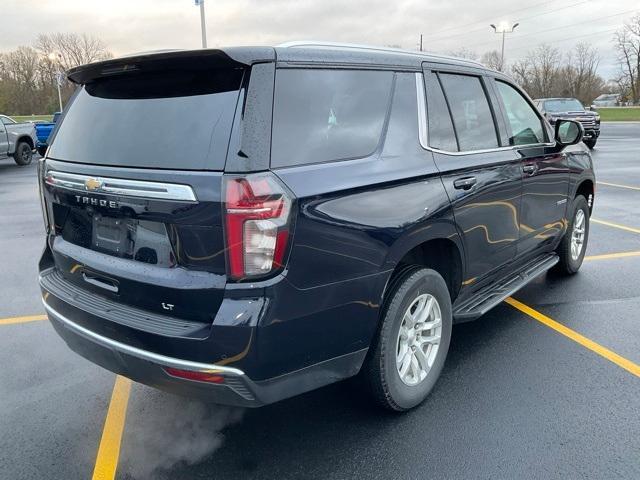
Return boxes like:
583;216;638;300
40;52;245;338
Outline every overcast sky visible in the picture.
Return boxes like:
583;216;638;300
1;0;637;79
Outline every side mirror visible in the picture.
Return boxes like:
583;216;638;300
554;119;583;149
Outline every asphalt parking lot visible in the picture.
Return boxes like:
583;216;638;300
1;123;639;479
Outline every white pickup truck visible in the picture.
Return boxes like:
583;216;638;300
0;115;37;166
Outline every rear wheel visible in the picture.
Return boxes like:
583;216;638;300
554;195;590;275
361;267;452;411
13;142;33;166
584;138;597;149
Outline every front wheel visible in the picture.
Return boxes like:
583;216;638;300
13;142;33;166
554;195;590;275
361;268;452;411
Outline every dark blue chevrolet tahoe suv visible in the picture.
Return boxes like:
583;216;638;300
38;43;594;411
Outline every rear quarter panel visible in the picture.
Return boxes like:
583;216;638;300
256;149;460;379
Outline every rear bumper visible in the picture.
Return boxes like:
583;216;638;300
44;299;367;407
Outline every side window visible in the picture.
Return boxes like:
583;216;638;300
438;73;499;151
271;69;394;168
424;73;458;152
1;116;15;125
496;81;546;145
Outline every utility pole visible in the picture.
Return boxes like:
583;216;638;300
195;0;207;48
419;34;423;52
490;22;519;70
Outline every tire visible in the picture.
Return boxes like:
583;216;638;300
12;142;33;166
554;195;590;275
361;267;452;411
584;138;597;149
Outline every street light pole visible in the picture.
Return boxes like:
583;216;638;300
195;0;207;48
55;73;63;112
490;22;519;70
47;52;64;111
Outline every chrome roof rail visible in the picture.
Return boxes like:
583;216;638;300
277;41;486;68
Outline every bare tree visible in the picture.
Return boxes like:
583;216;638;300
510;43;604;103
559;42;604;104
480;50;503;71
34;33;112;70
614;14;640;104
0;47;42;114
0;33;112;115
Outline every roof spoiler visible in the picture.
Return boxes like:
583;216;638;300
66;47;276;84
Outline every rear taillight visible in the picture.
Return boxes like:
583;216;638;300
223;173;293;280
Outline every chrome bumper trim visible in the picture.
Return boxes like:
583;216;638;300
42;299;245;376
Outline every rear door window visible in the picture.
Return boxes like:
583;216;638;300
438;73;499;151
48;68;243;170
271;69;394;168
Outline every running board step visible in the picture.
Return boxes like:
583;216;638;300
453;253;559;322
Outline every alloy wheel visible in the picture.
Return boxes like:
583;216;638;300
395;293;442;386
570;209;586;261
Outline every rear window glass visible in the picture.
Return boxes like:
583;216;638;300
48;68;243;170
271;69;393;168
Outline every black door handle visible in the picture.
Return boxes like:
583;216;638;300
523;164;538;175
453;177;477;190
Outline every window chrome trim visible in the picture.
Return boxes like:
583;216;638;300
44;170;197;202
42;299;244;376
415;72;429;150
414;72;556;156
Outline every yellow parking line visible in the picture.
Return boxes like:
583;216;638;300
0;314;47;326
591;218;640;235
585;251;640;261
505;297;640;378
92;376;132;480
598;181;640;192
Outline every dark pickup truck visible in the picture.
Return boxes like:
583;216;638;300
38;45;594;411
534;98;600;149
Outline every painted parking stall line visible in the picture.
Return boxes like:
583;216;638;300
505;297;640;378
597;181;640;192
585;250;640;261
591;218;640;235
0;314;47;326
92;376;132;480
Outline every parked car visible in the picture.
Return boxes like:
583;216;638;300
38;44;594;411
592;93;620;107
534;97;600;149
35;112;61;157
0;115;37;166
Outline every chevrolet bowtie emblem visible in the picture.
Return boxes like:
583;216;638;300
84;178;102;191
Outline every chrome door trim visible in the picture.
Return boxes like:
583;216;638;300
44;169;197;202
